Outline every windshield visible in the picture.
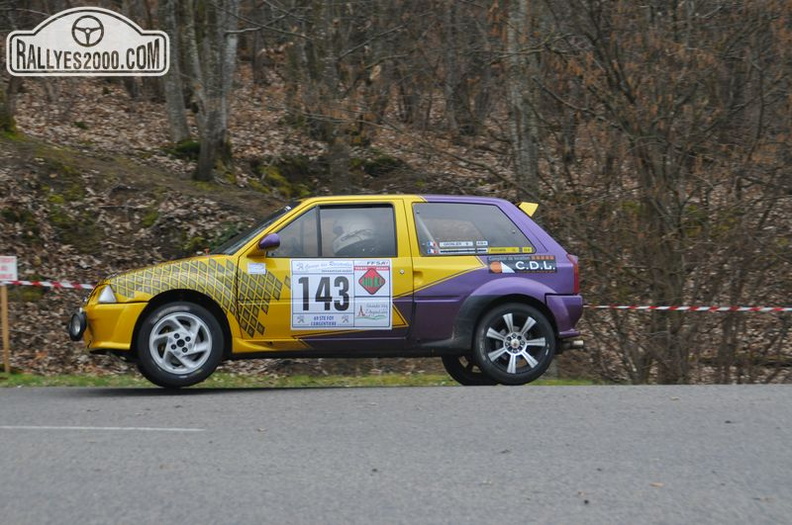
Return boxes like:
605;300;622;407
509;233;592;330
212;203;297;255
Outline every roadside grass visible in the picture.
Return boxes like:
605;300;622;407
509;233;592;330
0;371;594;388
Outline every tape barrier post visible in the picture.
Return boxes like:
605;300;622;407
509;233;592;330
1;284;8;374
0;256;18;374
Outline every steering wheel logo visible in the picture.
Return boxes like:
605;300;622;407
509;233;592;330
71;15;104;47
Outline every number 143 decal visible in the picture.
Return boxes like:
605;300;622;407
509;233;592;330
290;259;392;330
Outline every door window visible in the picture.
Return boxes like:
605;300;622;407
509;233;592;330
269;205;397;258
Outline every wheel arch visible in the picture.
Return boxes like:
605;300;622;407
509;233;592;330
449;290;559;352
472;294;558;335
131;289;233;360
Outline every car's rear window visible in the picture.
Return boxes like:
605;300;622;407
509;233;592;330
413;203;535;255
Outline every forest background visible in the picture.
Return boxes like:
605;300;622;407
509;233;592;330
0;0;790;384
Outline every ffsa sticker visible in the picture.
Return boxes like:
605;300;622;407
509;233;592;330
291;259;392;330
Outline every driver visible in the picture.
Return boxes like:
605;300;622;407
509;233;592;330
332;215;378;257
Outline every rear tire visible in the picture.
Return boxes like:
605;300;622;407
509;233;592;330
441;354;498;386
473;303;556;385
136;302;224;388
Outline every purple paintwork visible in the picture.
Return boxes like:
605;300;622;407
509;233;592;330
304;195;583;354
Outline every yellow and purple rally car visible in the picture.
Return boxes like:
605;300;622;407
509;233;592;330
68;195;583;388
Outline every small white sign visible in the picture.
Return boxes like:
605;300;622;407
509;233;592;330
7;7;169;77
0;256;18;281
247;262;267;275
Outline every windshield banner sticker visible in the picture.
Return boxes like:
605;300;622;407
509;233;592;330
291;259;392;330
488;255;557;273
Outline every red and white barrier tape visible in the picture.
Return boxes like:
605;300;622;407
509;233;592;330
1;280;790;312
587;305;791;313
0;280;95;290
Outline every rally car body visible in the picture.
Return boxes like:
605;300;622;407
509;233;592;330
69;194;583;387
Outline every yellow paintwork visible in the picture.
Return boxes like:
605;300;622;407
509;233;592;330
84;300;146;352
518;202;539;217
81;195;485;356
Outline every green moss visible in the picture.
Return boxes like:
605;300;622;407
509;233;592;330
73;121;89;130
211;222;246;249
183;236;209;254
48;206;101;253
260;165;294;198
248;179;270;194
1;208;39;240
9;286;46;302
141;208;159;228
47;193;66;205
194;180;216;192
164;139;201;161
251;156;318;198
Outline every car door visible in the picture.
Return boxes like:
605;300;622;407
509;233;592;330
238;199;414;352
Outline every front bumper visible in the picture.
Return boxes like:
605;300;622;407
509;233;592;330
67;302;148;353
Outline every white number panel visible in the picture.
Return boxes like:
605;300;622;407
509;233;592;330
290;259;392;330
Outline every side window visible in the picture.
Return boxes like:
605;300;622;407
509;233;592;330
269;208;319;258
413;203;535;256
269;205;397;258
320;205;397;258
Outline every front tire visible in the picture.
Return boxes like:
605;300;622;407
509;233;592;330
136;302;224;388
473;303;556;385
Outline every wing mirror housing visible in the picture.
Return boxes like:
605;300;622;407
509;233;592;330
258;233;281;253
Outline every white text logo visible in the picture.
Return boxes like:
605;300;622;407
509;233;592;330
7;7;169;76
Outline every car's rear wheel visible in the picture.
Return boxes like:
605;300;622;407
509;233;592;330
136;302;224;388
441;354;498;386
473;303;555;385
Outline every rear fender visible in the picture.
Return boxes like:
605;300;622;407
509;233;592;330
421;277;556;352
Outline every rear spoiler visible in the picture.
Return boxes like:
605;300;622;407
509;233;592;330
518;202;539;217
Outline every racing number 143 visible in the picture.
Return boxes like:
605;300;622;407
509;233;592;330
297;276;350;312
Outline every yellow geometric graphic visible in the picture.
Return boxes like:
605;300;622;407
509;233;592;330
110;257;290;338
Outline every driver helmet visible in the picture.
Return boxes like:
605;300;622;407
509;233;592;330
332;215;376;255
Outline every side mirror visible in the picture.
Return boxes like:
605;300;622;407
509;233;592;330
258;233;281;253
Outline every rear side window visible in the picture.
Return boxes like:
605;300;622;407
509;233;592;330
413;203;534;256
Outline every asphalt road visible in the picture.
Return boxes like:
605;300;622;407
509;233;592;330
0;385;790;524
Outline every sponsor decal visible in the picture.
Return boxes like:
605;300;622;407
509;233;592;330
487;246;535;254
291;259;392;329
488;255;557;273
247;262;267;275
424;240;490;255
7;7;169;76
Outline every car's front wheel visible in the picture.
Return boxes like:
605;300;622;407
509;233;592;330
136;302;224;388
441;354;498;386
473;303;555;385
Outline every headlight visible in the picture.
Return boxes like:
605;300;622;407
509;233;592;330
97;285;117;304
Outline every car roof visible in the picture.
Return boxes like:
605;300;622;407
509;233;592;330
297;194;514;206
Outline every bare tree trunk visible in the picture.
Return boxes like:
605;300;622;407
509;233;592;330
0;82;16;134
506;0;540;201
194;0;240;182
160;0;190;143
181;0;205;136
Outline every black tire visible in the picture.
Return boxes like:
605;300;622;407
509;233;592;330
472;303;556;385
136;302;224;388
441;354;498;386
